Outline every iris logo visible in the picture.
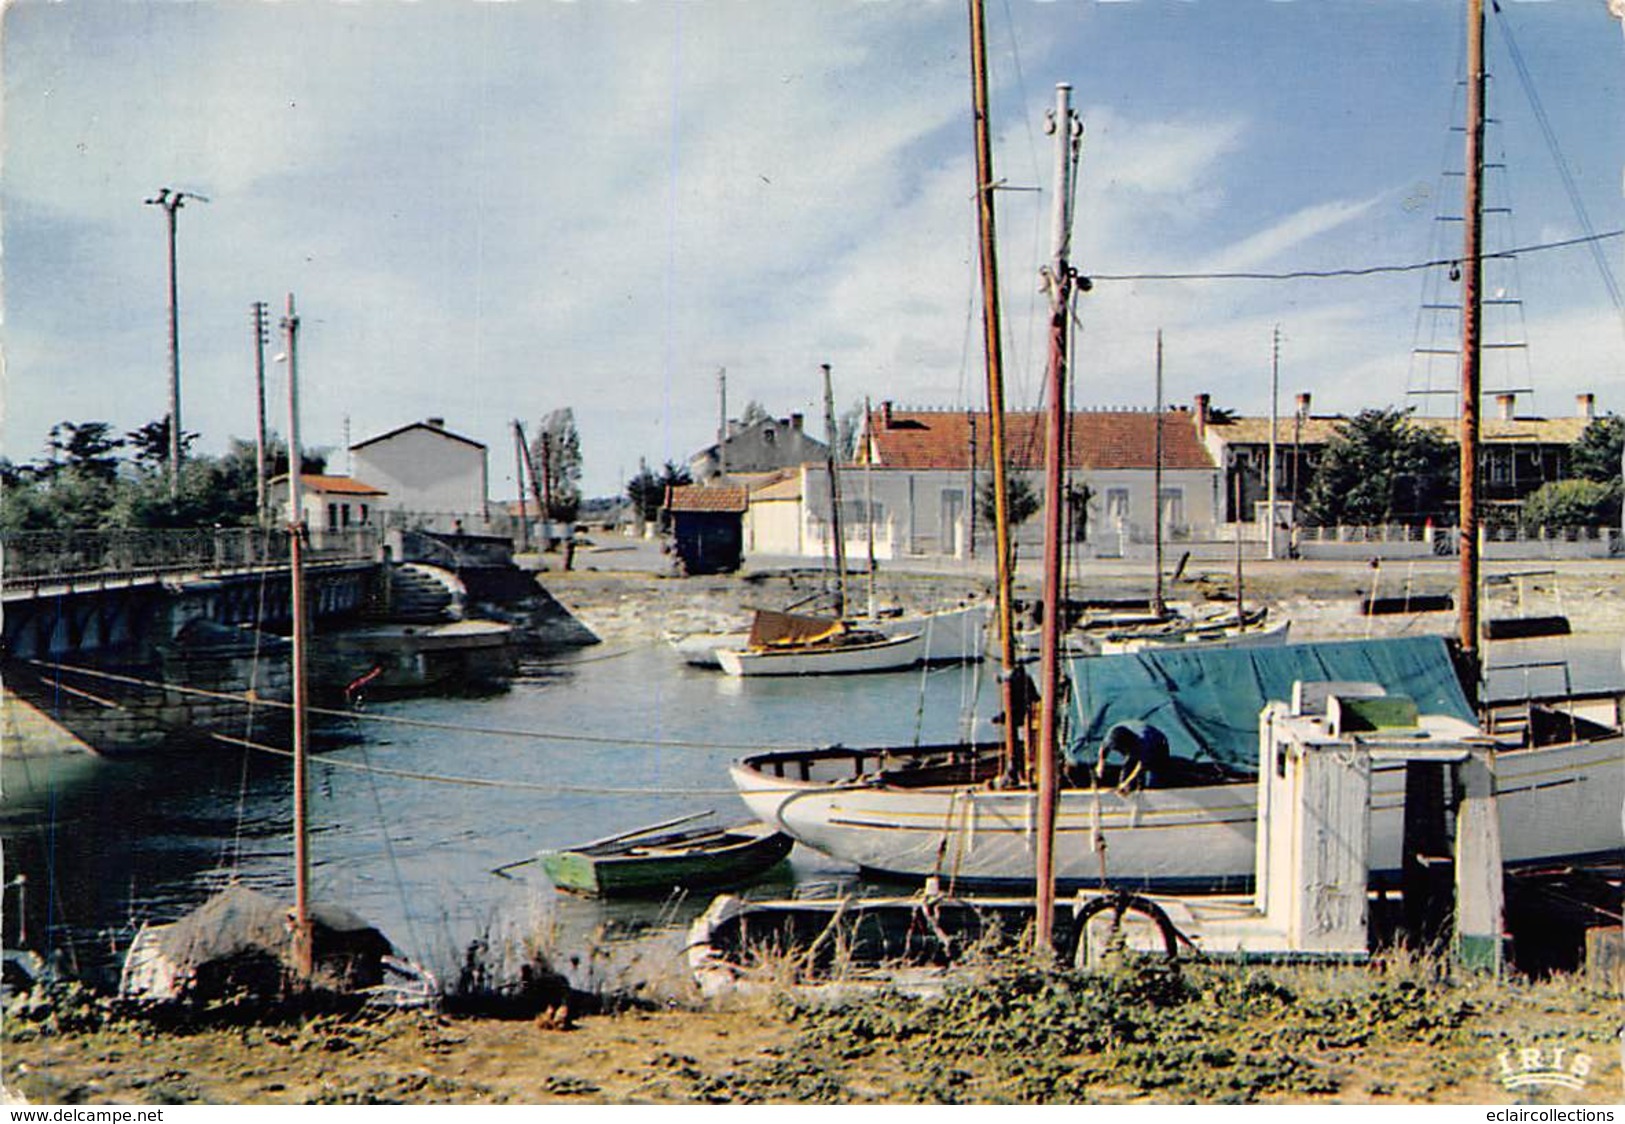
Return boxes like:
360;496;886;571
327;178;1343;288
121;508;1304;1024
1496;1044;1593;1092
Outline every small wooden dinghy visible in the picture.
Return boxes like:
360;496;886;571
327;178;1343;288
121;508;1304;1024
539;814;793;899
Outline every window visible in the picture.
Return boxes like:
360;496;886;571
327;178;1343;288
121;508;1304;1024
359;504;370;526
1106;488;1130;524
327;502;338;529
1159;488;1184;529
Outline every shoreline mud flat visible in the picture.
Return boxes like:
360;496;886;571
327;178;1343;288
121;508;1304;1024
542;552;1625;649
4;957;1619;1105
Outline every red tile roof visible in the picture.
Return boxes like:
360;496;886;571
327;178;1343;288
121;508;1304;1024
863;408;1215;471
665;484;749;513
271;473;388;496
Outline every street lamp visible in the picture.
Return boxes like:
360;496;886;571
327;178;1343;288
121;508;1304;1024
144;187;209;500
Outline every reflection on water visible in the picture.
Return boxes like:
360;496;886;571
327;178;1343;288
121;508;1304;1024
1;643;995;985
4;632;1617;987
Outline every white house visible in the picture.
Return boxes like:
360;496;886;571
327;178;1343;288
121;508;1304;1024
349;417;490;534
271;474;387;540
743;404;1223;561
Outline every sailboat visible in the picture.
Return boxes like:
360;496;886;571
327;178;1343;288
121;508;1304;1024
729;4;1625;892
1093;334;1288;655
675;365;990;674
120;296;433;1009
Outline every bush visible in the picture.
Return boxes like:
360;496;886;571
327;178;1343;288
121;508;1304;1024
1518;478;1621;533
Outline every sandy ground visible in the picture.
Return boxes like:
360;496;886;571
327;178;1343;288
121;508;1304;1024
543;540;1625;650
5;960;1620;1105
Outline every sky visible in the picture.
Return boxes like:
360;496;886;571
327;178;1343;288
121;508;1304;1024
5;0;1624;500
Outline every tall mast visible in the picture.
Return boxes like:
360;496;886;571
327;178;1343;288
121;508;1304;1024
282;292;313;981
863;396;879;619
969;0;1021;780
1035;82;1081;952
1153;331;1165;616
1459;0;1485;666
822;363;848;618
1267;325;1280;561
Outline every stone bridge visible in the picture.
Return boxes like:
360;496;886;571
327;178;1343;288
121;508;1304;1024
2;528;382;662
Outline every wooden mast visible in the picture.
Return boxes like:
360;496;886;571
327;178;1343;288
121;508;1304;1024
969;0;1022;781
1458;0;1486;668
822;363;849;618
1153;331;1166;616
1035;82;1081;951
282;292;313;981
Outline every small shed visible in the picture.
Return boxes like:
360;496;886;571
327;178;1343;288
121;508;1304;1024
666;485;749;575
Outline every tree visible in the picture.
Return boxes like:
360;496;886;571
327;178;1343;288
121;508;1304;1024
531;409;583;523
626;458;691;527
1301;408;1456;527
739;400;771;427
977;473;1041;530
48;421;124;483
1570;414;1624;484
1519;478;1622;532
125;417;198;472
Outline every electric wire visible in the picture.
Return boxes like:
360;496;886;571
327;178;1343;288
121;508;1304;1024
1086;229;1622;284
24;657;819;753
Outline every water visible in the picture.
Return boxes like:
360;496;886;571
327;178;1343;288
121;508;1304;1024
5;631;1618;986
2;642;999;985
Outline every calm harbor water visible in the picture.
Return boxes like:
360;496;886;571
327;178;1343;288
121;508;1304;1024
2;641;1000;987
4;631;1618;987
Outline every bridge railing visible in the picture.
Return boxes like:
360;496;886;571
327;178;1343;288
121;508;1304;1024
1;527;380;587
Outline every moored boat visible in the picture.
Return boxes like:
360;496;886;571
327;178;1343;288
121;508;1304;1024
539;817;792;898
717;630;926;677
730;636;1625;890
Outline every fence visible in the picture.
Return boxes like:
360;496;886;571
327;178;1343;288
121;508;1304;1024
1;527;379;586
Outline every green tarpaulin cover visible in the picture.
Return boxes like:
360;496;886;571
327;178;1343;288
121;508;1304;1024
1066;636;1475;772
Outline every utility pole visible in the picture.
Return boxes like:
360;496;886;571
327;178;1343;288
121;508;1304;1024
513;421;531;552
281;292;313;982
251;301;270;528
717;368;728;478
144;188;208;500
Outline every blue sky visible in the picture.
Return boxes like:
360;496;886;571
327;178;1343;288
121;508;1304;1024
5;0;1623;498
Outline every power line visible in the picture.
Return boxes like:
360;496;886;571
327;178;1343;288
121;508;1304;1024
24;657;817;753
1086;229;1623;284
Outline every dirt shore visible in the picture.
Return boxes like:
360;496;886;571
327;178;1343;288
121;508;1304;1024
4;957;1619;1105
543;547;1625;649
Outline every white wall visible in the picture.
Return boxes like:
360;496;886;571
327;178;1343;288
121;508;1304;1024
351;427;489;531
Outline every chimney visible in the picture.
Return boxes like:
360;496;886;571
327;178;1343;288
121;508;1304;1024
1577;392;1595;420
1496;393;1516;421
790;412;804;431
882;400;894;429
1194;393;1210;438
426;416;445;429
1295;392;1312;417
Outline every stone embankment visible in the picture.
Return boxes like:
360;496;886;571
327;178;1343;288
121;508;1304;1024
538;546;1625;650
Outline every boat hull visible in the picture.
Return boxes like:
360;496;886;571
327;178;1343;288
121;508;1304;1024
540;823;793;898
716;632;926;677
867;604;990;664
732;736;1625;891
1097;618;1291;656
